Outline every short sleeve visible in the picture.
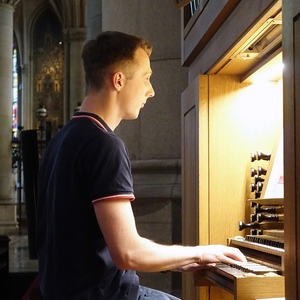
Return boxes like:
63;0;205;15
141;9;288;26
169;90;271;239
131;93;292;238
81;131;135;203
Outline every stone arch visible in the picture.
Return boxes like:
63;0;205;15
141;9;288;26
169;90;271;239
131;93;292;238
48;0;86;29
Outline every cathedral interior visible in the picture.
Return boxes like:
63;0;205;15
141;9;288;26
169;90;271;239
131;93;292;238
1;0;299;299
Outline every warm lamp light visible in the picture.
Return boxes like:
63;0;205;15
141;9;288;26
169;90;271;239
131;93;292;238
251;62;283;83
242;52;283;83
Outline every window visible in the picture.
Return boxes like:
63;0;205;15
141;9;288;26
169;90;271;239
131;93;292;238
12;46;18;139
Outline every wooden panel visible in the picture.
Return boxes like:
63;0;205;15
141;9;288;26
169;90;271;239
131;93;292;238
181;77;200;300
182;77;199;248
183;0;241;66
198;75;210;300
195;271;284;300
282;1;300;299
235;276;284;300
198;75;209;246
182;99;198;245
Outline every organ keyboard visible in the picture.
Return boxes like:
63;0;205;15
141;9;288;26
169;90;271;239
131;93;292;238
194;233;285;300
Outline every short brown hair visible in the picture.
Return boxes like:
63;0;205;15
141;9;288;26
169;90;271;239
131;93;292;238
82;31;152;91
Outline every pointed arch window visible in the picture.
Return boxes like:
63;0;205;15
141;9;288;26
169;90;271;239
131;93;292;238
12;42;19;138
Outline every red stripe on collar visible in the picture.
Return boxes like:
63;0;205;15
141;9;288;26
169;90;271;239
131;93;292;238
72;115;108;132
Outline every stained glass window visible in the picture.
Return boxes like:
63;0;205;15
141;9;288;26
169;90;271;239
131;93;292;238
12;47;18;139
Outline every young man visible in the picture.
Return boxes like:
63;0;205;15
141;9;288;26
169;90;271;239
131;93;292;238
36;31;246;300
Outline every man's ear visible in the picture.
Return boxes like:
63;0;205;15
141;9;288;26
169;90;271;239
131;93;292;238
112;72;124;91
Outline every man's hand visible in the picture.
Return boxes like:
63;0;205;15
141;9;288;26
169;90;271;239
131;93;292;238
175;262;216;273
175;245;246;273
196;244;247;265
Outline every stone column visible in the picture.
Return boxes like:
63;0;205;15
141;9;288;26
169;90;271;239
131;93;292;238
86;0;102;40
64;28;86;120
0;1;19;235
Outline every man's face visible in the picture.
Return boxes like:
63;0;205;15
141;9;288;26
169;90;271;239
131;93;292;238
119;47;155;120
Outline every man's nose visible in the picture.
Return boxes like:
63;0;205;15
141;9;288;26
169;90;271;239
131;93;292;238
148;84;155;98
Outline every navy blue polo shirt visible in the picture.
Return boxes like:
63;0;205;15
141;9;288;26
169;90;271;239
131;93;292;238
36;112;139;299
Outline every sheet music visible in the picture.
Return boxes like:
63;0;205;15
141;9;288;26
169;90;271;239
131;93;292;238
263;133;284;198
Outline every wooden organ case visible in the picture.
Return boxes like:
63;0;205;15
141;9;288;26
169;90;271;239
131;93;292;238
182;73;284;299
179;1;289;299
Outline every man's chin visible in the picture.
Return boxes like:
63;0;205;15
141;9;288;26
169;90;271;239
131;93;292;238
124;113;140;121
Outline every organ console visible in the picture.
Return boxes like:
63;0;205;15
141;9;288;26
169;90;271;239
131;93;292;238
194;231;285;299
194;144;285;299
195;198;285;299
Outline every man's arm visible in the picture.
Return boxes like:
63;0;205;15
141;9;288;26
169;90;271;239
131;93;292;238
94;199;246;272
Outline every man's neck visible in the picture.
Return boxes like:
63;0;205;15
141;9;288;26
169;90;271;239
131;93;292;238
79;93;121;131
